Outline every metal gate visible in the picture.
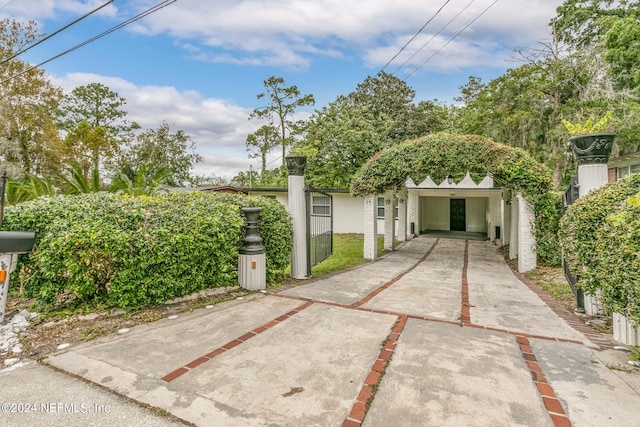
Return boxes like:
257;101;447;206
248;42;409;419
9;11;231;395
305;186;333;275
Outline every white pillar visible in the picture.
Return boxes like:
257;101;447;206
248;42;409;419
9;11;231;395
408;191;419;238
397;189;407;242
503;189;511;247
509;195;519;260
517;193;536;273
364;195;378;260
384;190;396;251
286;156;308;279
578;164;609;198
489;194;502;242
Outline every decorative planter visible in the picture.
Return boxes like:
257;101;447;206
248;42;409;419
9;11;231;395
570;132;615;165
613;312;640;346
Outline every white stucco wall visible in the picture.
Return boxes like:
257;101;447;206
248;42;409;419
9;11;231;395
421;197;449;231
466;197;488;233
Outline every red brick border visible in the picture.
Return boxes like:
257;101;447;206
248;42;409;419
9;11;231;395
516;336;573;427
160;301;313;383
343;316;408;426
461;240;471;324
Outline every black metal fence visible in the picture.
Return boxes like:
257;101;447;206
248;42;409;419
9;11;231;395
305;186;333;275
562;175;584;310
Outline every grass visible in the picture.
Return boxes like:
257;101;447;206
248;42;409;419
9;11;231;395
524;266;576;311
310;234;387;277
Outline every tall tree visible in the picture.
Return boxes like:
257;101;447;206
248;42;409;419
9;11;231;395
293;72;443;188
249;76;314;167
57;82;137;180
0;19;62;178
110;121;202;187
246;124;279;176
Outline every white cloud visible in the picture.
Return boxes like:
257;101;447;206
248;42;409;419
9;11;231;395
1;0;117;22
52;72;259;180
120;0;564;69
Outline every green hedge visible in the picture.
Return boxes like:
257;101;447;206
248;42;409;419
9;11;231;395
594;193;640;322
2;192;292;308
559;174;640;321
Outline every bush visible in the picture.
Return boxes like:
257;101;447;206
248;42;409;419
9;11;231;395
559;173;640;301
593;192;640;322
3;192;292;308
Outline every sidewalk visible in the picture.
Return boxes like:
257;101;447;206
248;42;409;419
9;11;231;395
2;237;639;426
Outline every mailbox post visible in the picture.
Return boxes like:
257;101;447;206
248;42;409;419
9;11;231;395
0;231;35;323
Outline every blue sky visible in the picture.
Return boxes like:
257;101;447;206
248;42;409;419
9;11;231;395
3;0;565;180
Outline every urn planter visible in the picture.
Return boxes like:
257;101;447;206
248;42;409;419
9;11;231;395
570;132;615;165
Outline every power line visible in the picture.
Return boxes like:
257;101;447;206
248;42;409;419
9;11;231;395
392;0;476;76
0;0;178;85
403;0;500;80
0;1;115;66
0;0;16;10
379;0;451;74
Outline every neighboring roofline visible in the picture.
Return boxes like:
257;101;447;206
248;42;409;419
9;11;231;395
608;151;640;168
242;187;351;194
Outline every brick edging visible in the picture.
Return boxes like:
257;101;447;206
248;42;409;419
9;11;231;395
342;316;408;426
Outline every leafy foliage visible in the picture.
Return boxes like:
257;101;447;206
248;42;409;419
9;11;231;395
593;191;640;322
559;174;640;299
2;192;292;309
350;132;560;264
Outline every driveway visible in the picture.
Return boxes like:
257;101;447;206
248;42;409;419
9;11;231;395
5;237;638;426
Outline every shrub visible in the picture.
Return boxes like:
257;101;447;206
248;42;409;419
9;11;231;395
593;192;640;322
559;174;640;297
3;192;292;308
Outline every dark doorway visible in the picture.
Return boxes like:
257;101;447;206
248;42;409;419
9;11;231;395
450;199;466;231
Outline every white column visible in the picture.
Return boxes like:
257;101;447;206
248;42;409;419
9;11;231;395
286;156;308;279
489;194;502;242
509;195;519;260
397;189;407;242
578;164;609;197
363;195;378;260
517;194;536;273
384;190;396;251
503;189;511;247
408;191;419;238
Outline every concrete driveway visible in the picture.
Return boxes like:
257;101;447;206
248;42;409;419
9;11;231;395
4;237;639;426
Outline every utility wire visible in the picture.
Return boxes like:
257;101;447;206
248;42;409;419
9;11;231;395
403;0;500;80
392;0;475;75
0;0;178;85
379;0;451;74
0;0;115;66
0;0;16;10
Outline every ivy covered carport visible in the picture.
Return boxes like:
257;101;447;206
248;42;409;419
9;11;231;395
349;133;554;273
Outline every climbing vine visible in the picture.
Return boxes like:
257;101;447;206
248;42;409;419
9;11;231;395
350;133;558;264
559;174;640;321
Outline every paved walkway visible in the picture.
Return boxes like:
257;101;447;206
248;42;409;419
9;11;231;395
2;237;639;426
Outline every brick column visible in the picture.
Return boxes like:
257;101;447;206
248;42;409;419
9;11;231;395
517;194;536;273
503;189;511;247
384;190;396;251
397;188;407;242
408;191;419;237
363;195;378;260
509;195;519;260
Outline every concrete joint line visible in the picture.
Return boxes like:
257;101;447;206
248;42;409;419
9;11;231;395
351;239;440;308
160;301;313;383
343;316;408;426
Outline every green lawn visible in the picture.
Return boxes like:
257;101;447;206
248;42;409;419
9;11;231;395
310;234;386;277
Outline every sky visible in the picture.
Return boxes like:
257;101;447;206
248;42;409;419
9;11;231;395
2;0;567;181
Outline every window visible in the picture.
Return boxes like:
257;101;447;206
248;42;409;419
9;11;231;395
618;166;630;180
377;196;398;219
312;195;331;216
631;163;640;174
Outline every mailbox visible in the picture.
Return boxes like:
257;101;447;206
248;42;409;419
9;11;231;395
0;231;35;254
